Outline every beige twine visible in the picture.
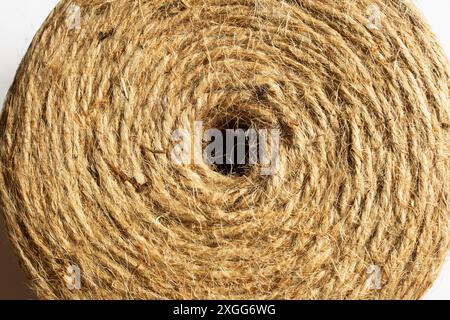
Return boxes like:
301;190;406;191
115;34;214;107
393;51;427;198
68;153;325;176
0;0;449;300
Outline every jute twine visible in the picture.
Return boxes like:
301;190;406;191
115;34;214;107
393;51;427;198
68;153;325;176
0;0;449;300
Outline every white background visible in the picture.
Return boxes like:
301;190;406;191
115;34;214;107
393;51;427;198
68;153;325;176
0;0;448;300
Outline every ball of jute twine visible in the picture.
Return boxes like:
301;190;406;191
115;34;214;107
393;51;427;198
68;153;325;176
0;0;449;300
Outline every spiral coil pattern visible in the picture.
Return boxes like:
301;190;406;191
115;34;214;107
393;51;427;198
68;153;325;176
0;0;449;299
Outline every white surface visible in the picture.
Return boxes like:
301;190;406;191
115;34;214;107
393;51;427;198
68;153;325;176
0;0;448;300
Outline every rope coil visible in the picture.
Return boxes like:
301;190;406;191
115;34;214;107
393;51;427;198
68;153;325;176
0;0;448;299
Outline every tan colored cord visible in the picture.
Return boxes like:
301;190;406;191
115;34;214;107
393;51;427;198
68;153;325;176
0;0;448;299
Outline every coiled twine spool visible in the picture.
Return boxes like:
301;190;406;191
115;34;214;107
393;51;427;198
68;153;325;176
0;0;449;299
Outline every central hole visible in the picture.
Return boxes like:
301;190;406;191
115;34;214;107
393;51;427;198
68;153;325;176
208;120;257;177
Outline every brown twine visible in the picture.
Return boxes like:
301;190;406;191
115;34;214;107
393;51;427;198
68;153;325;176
0;0;449;300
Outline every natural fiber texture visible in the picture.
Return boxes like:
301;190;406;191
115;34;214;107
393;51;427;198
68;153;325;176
0;0;449;300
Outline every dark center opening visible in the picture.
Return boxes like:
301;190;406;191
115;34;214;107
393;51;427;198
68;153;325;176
208;119;257;177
